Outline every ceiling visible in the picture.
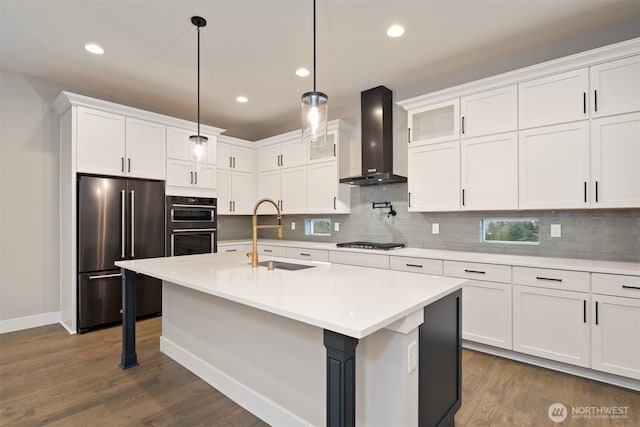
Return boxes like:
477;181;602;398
1;0;639;141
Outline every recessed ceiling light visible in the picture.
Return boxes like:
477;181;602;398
296;68;310;77
386;25;405;38
84;43;104;55
236;96;248;103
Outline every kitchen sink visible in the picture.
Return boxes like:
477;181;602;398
257;260;316;271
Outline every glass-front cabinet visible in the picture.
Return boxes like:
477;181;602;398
408;99;460;146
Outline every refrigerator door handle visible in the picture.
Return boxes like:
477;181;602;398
121;190;126;258
88;273;123;280
130;190;135;257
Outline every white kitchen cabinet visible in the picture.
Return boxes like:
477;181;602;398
166;159;216;192
407;99;460;146
307;162;350;213
257;144;282;172
518;68;589;129
257;137;307;172
462;281;513;350
461;131;518;210
76;107;126;176
218;169;255;214
513;285;590;367
309;130;337;163
218;244;250;254
591;273;640;380
590;112;640;208
407;140;460;212
166;126;216;165
591;55;640;118
285;247;329;262
389;256;443;275
518;121;589;209
125;117;166;180
281;166;307;214
460;85;517;138
256;169;282;214
218;142;254;173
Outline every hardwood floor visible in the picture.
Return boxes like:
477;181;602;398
1;317;638;426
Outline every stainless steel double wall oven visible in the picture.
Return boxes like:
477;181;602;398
166;196;217;256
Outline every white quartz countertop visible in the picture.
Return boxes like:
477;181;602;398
115;252;465;339
219;240;640;276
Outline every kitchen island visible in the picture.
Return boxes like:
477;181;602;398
115;252;466;426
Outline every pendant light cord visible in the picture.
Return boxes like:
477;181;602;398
197;26;201;137
313;0;316;92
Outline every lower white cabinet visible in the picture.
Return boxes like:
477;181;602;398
512;285;590;367
462;281;513;350
408;140;460;212
218;244;250;254
285;247;329;262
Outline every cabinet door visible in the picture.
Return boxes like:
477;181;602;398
125;118;166;180
518;68;588;129
76;107;126;175
281;166;307;213
193;165;216;190
460;85;517;138
307;161;337;213
309;130;337;163
232;171;256;214
591;112;640;208
281;138;308;168
232;145;255;173
217;169;232;213
591;55;640;118
166;159;193;188
257;144;281;172
408;99;459;146
217;142;233;170
461;132;518;210
256;170;281;214
166;126;191;161
591;294;640;380
513;285;590;367
519;121;589;209
462;281;512;350
408;141;460;212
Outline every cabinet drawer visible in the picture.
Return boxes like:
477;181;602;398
592;273;640;298
218;244;249;254
512;267;589;292
285;247;329;262
256;245;287;257
390;256;442;275
444;261;511;284
329;251;389;269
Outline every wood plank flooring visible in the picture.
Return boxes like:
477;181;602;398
1;317;638;426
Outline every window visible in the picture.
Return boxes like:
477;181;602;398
305;218;331;236
481;219;540;244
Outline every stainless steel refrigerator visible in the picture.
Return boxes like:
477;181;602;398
77;175;164;333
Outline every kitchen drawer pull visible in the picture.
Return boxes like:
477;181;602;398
464;269;486;274
225;249;238;252
622;285;640;290
536;276;563;282
89;273;123;280
299;253;311;256
263;249;273;253
406;263;423;268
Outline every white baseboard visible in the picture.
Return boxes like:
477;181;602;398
160;337;312;427
463;340;640;392
0;311;61;334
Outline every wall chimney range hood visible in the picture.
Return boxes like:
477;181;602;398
340;85;407;186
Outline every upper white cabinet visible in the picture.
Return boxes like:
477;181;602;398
518;68;589;129
590;112;640;208
76;108;166;179
460;85;517;138
257;135;307;172
217;142;254;173
591;55;640;118
217;137;257;214
519;121;589;209
166;126;216;165
408;141;460;212
407;99;460;146
307;162;350;213
461;132;518;210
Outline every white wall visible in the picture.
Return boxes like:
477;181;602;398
0;70;61;322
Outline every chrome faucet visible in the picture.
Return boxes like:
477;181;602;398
250;198;282;268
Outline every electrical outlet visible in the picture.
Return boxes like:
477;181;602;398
291;222;296;231
550;224;561;238
432;223;440;234
334;222;340;232
408;341;417;374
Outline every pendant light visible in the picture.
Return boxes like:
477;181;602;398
190;16;208;163
301;0;328;148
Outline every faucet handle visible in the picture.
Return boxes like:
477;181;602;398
246;252;253;258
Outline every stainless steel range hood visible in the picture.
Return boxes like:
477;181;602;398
340;86;407;186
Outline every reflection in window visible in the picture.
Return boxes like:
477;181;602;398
481;219;540;244
305;218;331;236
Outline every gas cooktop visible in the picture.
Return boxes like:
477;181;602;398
336;241;405;251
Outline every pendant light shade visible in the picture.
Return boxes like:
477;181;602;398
190;16;208;163
301;0;328;147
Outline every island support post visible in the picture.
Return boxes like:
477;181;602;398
119;268;139;370
324;330;359;427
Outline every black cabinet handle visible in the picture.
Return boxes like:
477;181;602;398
406;263;423;268
229;157;233;168
194;171;198;185
536;276;563;282
128;158;131;172
280;154;284;167
300;253;311;257
583;300;587;323
408;128;411;144
333;196;337;210
263;249;273;253
121;157;125;172
583;92;586;114
595;301;599;325
408;192;412;208
461;116;465;134
462;189;465;206
584;182;587;203
190;171;194;184
622;285;640;290
594;90;598;112
225;249;237;252
233;157;236;168
333;144;336;157
595;181;599;203
464;269;486;274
